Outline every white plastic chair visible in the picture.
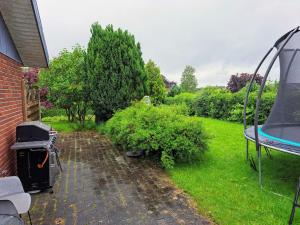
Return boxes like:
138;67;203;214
0;200;24;225
0;176;32;225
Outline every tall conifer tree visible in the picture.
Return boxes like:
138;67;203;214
85;23;148;122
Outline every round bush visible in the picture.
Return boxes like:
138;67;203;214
104;103;209;168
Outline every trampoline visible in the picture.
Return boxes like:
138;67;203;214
244;26;300;185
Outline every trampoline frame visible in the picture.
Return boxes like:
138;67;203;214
243;26;300;186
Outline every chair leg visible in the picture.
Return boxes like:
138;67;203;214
28;211;33;225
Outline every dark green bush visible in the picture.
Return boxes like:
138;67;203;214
85;23;148;123
165;92;198;115
193;85;276;124
167;84;181;97
195;87;236;119
104;103;209;168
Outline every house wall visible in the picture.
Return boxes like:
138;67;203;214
0;53;23;176
0;13;21;63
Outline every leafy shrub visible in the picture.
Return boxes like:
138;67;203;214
104;103;209;168
195;87;236;119
227;73;263;93
165;92;198;115
194;85;276;124
256;91;276;123
156;80;277;124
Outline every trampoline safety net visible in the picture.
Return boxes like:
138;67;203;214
262;31;300;144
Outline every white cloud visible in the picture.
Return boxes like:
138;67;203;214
37;0;300;86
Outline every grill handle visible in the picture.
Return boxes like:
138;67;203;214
37;151;49;169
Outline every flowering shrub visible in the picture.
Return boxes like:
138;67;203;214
23;68;39;87
41;101;53;109
39;87;48;99
23;68;54;112
39;87;53;109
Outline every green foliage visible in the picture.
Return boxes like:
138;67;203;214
166;83;277;124
41;107;65;118
103;103;209;168
167;84;181;97
165;92;198;115
195;87;235;119
180;65;198;92
85;23;148;123
39;45;89;126
145;60;166;105
194;85;276;124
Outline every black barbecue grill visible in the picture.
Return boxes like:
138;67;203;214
11;121;62;192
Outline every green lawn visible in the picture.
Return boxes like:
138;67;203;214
168;117;300;225
42;116;97;132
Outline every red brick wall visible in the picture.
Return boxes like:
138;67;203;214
0;53;23;176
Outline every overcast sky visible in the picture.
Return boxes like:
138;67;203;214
37;0;300;86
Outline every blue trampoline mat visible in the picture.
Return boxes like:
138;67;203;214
258;128;300;148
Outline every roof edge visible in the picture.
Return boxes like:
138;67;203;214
30;0;49;67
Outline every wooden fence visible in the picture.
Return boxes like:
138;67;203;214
22;80;41;121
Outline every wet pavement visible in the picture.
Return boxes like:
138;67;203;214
25;132;211;225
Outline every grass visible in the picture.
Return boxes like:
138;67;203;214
42;116;97;132
168;117;300;225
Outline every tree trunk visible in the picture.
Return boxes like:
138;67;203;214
65;108;71;122
95;114;102;124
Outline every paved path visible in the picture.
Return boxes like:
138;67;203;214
26;132;211;225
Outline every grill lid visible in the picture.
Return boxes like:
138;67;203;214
16;121;51;142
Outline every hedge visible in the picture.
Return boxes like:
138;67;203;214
194;86;276;124
166;84;276;124
165;92;198;115
103;103;209;168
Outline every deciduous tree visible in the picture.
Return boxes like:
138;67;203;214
227;73;263;93
180;65;198;92
39;45;88;126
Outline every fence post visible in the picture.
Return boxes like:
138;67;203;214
21;79;27;122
